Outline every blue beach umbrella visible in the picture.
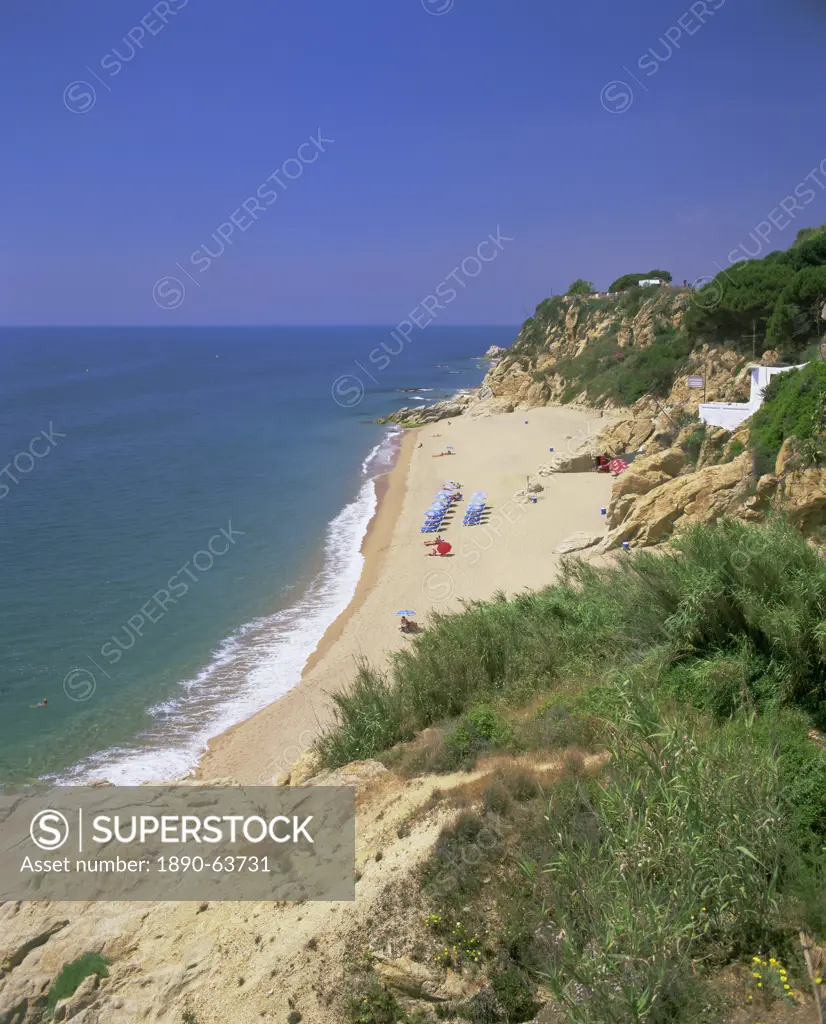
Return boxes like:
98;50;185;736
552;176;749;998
396;610;416;616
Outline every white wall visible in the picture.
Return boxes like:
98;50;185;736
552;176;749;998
699;363;807;431
698;402;752;431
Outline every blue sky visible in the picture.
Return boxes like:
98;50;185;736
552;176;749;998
1;0;824;325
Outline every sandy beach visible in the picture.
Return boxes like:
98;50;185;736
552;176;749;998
199;405;616;784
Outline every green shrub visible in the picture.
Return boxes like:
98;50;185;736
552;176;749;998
680;423;706;465
47;953;109;1017
539;688;792;1023
685;225;826;358
315;660;410;768
750;360;826;473
609;270;672;292
346;976;407;1023
684;259;796;352
489;962;540;1021
444;704;512;765
554;324;692;406
418;682;824;1023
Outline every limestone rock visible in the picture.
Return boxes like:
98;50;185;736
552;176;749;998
478;290;690;410
608;470;674;528
775;437;800;476
439;967;484;1001
556;532;601;555
779;467;826;531
600;454;755;549
527;481;544;493
53;972;99;1021
755;473;779;500
664;345;749;409
607;448;686;528
541;452;595;474
304;759;388;792
380;395;473;426
288;748;323;786
464;290;750;424
373;956;444;1000
637;447;686;478
373;957;482;1004
595;417;655;457
0;918;70;978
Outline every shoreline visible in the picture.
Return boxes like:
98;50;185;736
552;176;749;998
196;428;417;781
197;403;617;785
300;430;415;681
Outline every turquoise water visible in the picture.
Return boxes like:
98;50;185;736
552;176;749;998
0;326;514;784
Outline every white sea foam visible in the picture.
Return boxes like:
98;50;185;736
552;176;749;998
57;430;401;786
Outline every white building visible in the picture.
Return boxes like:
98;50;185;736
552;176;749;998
638;278;664;287
698;363;807;431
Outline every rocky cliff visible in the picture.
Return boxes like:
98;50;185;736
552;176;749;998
384;288;826;547
383;289;749;427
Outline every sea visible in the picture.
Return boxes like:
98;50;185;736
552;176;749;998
0;326;515;786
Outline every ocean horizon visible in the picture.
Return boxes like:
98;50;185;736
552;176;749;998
0;325;515;785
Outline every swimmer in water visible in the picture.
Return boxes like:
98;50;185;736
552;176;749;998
31;698;48;708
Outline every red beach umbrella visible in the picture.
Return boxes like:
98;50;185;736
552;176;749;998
609;458;629;475
435;540;452;555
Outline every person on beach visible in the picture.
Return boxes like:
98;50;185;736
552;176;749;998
399;616;414;634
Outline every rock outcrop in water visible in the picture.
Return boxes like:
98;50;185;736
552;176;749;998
378;393;474;426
